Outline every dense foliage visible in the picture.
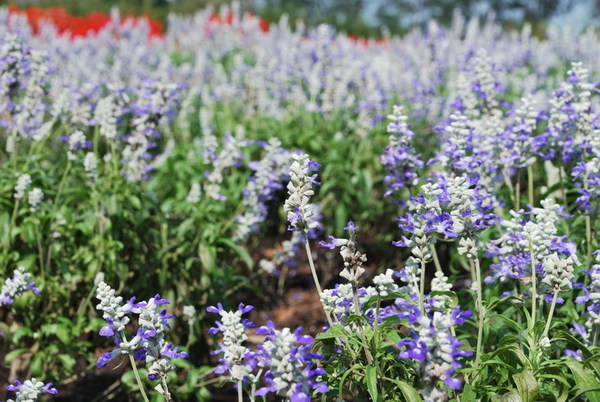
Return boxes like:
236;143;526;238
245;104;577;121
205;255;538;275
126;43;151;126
3;4;600;401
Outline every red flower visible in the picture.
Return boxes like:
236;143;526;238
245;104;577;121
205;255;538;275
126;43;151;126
6;6;163;39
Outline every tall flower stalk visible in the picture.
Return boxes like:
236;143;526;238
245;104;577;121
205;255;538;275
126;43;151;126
283;153;332;322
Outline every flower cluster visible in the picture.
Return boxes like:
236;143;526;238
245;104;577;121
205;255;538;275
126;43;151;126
206;303;256;381
542;253;575;292
485;198;578;288
95;282;188;380
13;173;31;200
255;321;328;401
28;187;43;212
0;267;40;306
534;62;595;162
394;174;499;258
570;251;600;354
380;105;423;198
320;221;400;324
207;305;327;401
204;128;249;201
6;378;57;402
122;80;181;182
235;138;293;241
283;153;322;233
395;263;473;399
398;304;473;400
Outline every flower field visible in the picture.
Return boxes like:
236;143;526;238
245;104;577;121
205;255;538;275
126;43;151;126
2;3;600;401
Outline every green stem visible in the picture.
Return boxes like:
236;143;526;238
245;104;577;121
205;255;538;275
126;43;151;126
374;296;381;331
249;368;263;402
3;199;20;260
516;169;521;211
304;237;333;324
527;165;534;206
45;241;54;274
542;290;559;339
473;258;485;368
430;243;442;272
352;285;374;366
502;169;515;206
34;220;44;277
9;130;18;172
160;374;172;402
53;160;72;207
128;353;150;402
558;166;568;208
418;259;426;315
528;242;537;329
117;329;150;402
586;214;592;265
238;379;243;402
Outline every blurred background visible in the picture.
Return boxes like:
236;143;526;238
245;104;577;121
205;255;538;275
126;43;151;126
0;0;598;36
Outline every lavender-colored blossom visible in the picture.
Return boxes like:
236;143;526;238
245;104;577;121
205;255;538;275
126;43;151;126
207;303;256;381
94;282;187;379
235;138;292;241
571;252;600;350
0;267;40;306
394;174;499;263
204;128;249;202
283;153;321;233
6;378;57;402
255;321;328;401
534;62;595;163
398;301;473;398
380;105;423;198
485;199;578;285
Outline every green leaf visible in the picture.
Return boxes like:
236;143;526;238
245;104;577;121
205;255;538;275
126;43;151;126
513;370;539;402
335;204;348;237
198;242;216;272
58;354;77;371
30;354;43;376
55;324;71;344
566;360;600;402
217;238;253;270
338;364;364;399
315;324;348;341
12;327;33;344
4;348;29;364
396;380;422;402
383;377;421;402
430;290;458;308
574;387;600;399
556;330;593;359
128;195;142;210
365;366;378;402
461;384;477;402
